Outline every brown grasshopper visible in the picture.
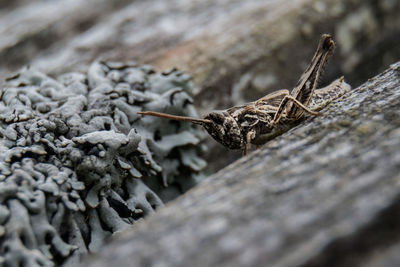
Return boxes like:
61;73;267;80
138;34;350;155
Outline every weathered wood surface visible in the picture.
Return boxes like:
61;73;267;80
71;62;400;267
2;0;400;107
2;0;400;170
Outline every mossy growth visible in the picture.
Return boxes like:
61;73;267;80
0;61;207;266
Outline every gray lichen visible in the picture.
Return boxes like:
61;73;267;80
0;61;207;266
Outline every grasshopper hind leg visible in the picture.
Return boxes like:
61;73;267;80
243;130;256;155
271;95;321;125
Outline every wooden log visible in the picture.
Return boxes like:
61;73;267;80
70;62;400;267
1;0;399;110
3;0;399;170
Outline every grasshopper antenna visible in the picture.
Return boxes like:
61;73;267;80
137;111;212;125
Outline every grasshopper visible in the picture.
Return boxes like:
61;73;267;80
138;34;350;155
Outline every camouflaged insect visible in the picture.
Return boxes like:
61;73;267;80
138;34;351;155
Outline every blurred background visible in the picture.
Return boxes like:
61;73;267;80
1;0;399;171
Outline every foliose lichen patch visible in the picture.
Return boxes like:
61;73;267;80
0;61;207;266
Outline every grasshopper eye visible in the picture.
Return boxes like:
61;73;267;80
206;112;225;124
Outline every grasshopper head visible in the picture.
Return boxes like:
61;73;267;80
137;110;245;150
203;111;244;150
